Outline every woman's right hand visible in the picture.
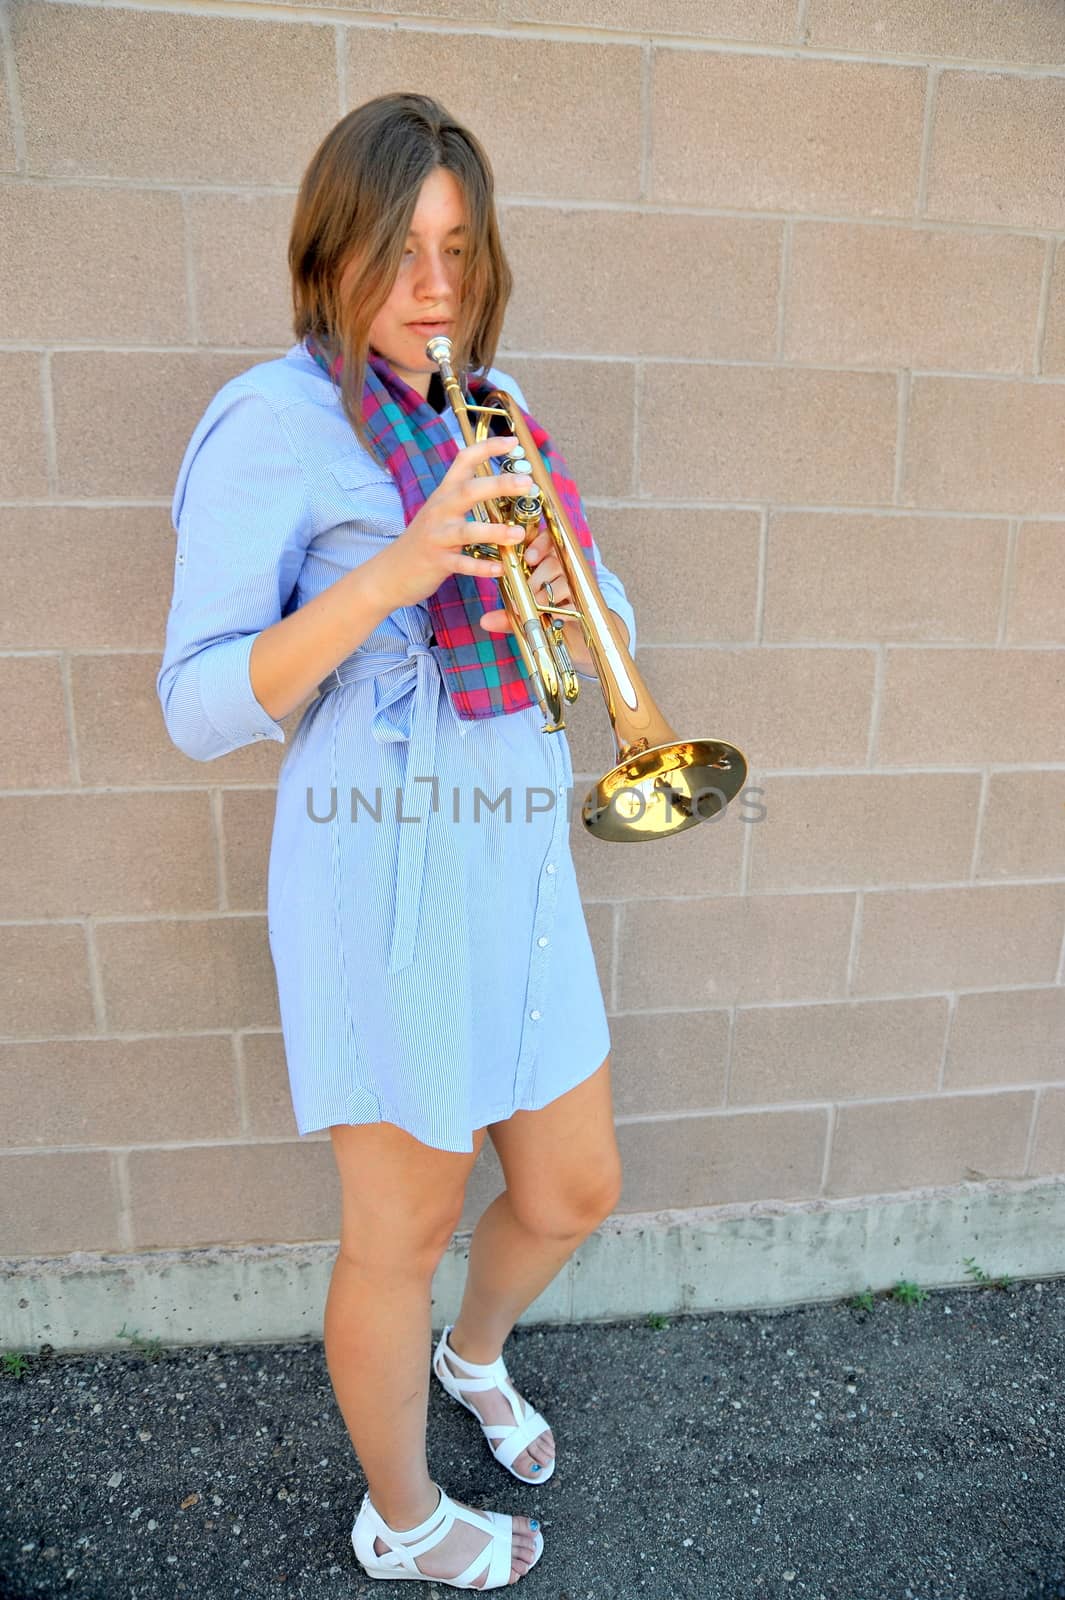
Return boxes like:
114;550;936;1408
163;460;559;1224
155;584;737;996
370;436;533;609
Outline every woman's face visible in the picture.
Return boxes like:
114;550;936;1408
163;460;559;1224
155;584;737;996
342;164;470;399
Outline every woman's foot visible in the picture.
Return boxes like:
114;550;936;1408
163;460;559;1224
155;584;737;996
438;1327;556;1480
370;1486;540;1586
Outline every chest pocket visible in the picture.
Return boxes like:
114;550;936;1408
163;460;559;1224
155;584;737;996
327;453;404;544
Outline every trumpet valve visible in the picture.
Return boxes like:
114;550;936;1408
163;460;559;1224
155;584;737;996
500;449;543;525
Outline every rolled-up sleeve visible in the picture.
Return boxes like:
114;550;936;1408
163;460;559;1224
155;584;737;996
492;369;637;678
157;384;314;762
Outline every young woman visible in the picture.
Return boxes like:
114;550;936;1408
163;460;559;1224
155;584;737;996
157;93;637;1590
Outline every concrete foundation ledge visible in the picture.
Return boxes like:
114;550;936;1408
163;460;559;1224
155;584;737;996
3;1175;1064;1353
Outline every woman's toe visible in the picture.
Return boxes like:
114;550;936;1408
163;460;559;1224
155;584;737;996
512;1517;538;1552
509;1541;534;1577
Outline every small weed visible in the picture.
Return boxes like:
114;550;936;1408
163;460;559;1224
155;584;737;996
115;1322;164;1362
848;1289;876;1312
889;1280;929;1306
963;1256;1013;1292
646;1314;671;1331
1;1351;32;1379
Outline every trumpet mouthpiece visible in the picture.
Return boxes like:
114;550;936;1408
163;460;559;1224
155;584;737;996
425;334;453;366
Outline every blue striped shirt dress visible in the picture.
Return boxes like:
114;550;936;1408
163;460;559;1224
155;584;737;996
157;340;638;1152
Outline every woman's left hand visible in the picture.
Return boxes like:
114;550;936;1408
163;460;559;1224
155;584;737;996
478;527;594;674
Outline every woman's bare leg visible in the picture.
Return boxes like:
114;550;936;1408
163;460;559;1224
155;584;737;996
325;1118;540;1583
442;1056;623;1477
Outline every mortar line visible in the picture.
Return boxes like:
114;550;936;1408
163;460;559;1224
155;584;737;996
44;0;1065;76
0;0;26;173
3;173;1064;243
1033;237;1057;376
334;21;346;111
915;63;938;219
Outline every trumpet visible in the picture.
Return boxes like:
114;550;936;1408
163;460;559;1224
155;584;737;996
426;336;747;842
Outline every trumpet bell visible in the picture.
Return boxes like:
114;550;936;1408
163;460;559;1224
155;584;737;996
583;738;748;842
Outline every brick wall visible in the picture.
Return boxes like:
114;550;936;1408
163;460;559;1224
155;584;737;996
2;0;1064;1260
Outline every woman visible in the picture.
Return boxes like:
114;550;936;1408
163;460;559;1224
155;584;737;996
157;92;637;1589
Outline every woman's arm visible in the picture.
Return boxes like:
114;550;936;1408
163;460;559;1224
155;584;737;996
247;551;406;725
158;384;405;761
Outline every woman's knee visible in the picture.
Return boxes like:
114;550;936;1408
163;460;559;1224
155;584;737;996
487;1053;623;1240
336;1184;465;1269
507;1155;623;1241
336;1206;460;1276
329;1119;482;1270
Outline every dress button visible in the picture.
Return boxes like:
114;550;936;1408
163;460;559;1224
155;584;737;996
537;936;549;948
545;862;556;874
529;1008;542;1021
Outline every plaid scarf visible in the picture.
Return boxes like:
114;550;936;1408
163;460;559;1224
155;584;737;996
303;333;599;721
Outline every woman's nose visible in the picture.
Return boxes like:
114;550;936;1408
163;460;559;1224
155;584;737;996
414;250;453;297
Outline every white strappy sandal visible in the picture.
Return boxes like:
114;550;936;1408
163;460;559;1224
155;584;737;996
351;1481;544;1588
432;1324;557;1485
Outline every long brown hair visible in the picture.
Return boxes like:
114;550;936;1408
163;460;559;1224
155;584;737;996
288;93;513;456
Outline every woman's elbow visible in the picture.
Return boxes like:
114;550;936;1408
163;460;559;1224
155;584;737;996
158;704;225;763
156;666;227;763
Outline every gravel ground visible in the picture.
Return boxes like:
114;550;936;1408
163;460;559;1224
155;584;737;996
1;1276;1064;1600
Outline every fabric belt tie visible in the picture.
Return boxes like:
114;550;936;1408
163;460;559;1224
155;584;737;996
317;639;469;976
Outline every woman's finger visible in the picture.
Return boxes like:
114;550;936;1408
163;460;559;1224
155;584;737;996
479;607;512;632
533;561;566;599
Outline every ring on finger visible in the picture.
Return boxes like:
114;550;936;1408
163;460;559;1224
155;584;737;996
543;578;555;604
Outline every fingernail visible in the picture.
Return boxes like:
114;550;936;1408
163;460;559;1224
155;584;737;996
531;1462;541;1472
